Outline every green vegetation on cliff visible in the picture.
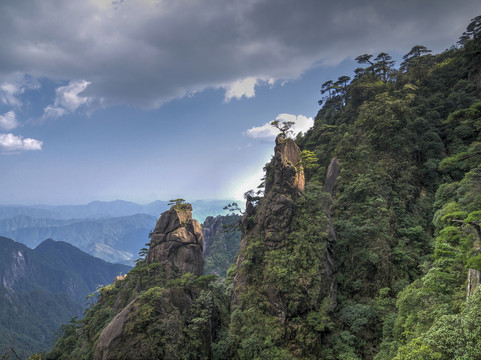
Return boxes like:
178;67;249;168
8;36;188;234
294;16;481;359
227;15;481;359
46;16;481;360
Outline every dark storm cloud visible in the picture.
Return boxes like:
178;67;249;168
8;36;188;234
0;0;478;108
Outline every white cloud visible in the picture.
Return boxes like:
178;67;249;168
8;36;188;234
0;83;22;107
224;77;279;101
246;114;314;140
245;122;278;139
0;111;19;130
224;77;258;101
43;105;66;119
0;133;43;151
43;80;91;118
0;76;40;108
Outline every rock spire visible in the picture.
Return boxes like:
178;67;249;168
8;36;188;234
146;203;204;276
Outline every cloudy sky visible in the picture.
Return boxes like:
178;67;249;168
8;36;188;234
0;0;479;205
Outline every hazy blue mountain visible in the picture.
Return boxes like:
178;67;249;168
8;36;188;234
0;236;130;356
0;214;156;265
0;200;236;265
0;199;234;222
0;236;130;302
0;200;163;220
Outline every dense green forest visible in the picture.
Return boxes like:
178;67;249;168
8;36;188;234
41;16;481;360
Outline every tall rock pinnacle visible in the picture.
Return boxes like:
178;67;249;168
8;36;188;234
146;203;204;276
241;135;305;247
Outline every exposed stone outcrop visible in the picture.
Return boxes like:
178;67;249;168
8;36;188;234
146;204;204;276
234;135;305;306
231;137;341;354
94;299;137;360
240;135;305;248
94;283;219;360
268;135;305;195
93;204;213;360
323;157;340;195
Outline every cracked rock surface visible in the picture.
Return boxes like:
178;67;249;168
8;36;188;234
146;204;204;276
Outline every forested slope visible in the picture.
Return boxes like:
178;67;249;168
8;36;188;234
293;15;481;358
45;16;481;360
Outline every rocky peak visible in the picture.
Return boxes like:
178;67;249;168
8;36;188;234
241;135;305;247
267;135;305;195
146;204;204;276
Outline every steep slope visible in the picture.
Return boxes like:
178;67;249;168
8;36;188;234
0;287;80;359
227;136;337;358
293;18;481;359
35;239;131;301
48;203;229;360
47;16;481;360
0;237;130;356
227;17;481;359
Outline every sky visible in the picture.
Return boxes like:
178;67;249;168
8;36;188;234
0;0;479;205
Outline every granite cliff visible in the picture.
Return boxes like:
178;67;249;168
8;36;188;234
146;204;204;276
77;204;227;360
229;135;339;357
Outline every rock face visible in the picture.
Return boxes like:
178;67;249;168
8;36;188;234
94;300;137;360
269;135;305;195
323;157;340;195
241;135;305;248
93;204;214;360
146;204;204;276
234;135;306;306
230;137;341;356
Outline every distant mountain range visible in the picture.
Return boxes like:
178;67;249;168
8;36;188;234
0;236;130;356
0;199;235;221
0;214;156;265
0;200;237;265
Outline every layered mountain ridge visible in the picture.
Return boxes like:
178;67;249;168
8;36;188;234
0;236;130;357
0;200;234;265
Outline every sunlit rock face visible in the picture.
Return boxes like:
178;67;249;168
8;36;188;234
241;135;306;249
146;204;204;276
269;135;305;195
